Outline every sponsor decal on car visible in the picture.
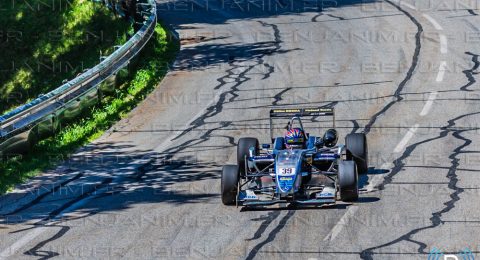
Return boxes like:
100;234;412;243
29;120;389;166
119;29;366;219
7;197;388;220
245;190;258;200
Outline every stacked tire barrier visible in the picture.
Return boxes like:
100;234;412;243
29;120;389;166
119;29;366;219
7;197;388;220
0;0;157;157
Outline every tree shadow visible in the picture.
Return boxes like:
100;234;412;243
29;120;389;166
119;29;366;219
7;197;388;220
0;1;395;255
158;0;381;72
157;0;380;24
173;41;300;71
0;140;223;225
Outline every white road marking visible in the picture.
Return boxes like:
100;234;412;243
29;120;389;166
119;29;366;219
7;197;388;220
397;1;417;10
418;14;447;57
323;206;359;241
362;163;393;193
328;122;421;241
420;92;438;116
422;14;443;30
436;61;447;82
0;183;114;259
363;175;383;193
393;124;419;153
439;34;448;54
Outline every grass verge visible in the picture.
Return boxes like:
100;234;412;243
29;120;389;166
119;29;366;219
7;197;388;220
0;0;131;114
0;24;179;194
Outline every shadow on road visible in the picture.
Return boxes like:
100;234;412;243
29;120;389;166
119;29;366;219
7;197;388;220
0;140;224;225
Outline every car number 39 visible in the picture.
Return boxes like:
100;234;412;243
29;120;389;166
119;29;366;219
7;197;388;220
279;167;295;175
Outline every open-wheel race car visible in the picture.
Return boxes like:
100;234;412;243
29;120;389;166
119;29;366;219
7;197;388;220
221;107;368;207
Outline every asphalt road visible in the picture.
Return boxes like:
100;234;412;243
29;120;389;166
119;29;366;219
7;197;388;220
1;0;480;259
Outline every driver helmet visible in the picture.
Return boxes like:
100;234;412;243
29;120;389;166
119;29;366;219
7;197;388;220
323;129;338;147
285;128;306;149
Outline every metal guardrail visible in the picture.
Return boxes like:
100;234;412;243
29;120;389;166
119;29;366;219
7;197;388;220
0;0;157;156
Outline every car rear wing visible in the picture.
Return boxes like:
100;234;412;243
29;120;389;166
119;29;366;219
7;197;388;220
269;108;334;118
269;107;335;143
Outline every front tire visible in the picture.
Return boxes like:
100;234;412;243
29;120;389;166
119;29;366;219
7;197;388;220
237;137;259;176
221;165;239;205
345;133;368;174
338;160;359;202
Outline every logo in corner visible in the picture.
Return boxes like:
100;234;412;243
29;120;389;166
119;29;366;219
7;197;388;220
429;247;444;260
428;247;475;260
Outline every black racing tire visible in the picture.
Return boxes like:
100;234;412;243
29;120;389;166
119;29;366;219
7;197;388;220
221;165;239;205
338;160;359;202
237;137;259;176
345;133;368;174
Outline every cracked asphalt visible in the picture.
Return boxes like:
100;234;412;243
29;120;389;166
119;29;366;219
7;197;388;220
1;0;480;259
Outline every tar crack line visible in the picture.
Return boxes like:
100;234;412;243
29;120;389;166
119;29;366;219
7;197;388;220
363;0;423;134
460;52;479;92
359;111;478;259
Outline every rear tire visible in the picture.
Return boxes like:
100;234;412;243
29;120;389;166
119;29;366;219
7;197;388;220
221;165;239;205
338;160;359;202
345;133;368;174
237;137;259;176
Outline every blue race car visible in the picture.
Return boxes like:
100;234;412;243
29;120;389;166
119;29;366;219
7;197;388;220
221;107;368;207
